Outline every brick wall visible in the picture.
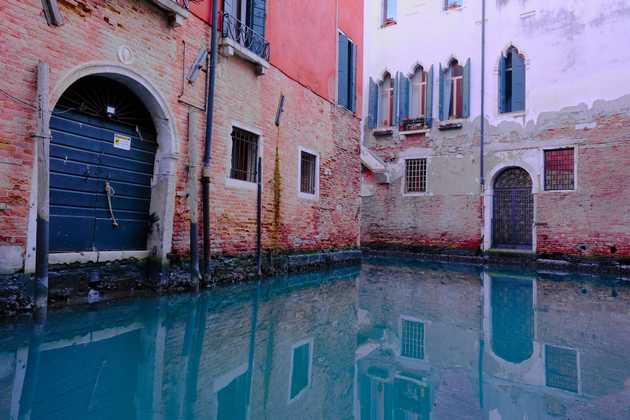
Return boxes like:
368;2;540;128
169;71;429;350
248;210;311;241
0;0;361;273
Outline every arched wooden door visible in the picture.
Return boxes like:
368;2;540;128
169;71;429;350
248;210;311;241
49;76;157;253
492;167;533;249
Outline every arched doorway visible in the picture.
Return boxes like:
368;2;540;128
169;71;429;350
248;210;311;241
492;167;533;249
49;76;158;253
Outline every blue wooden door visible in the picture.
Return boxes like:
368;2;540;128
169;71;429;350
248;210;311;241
49;109;156;252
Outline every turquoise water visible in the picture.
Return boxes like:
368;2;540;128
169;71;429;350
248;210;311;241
1;257;629;419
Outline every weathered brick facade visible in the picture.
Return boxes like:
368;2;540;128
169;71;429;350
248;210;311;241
0;0;362;274
360;1;630;259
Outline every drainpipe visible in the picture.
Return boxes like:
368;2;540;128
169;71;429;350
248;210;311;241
480;0;486;188
187;110;201;289
202;0;219;282
34;61;50;320
256;156;262;277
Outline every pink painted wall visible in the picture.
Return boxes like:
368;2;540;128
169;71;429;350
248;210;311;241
190;0;364;110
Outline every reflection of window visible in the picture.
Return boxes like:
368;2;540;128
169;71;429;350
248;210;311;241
544;148;575;191
289;340;312;401
217;371;248;420
394;377;430;419
401;318;425;359
545;345;579;393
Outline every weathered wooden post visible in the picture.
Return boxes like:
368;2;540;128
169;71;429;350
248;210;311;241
34;61;50;320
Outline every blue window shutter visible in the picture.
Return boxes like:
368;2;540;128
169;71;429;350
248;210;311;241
438;64;448;121
499;54;506;113
350;42;357;112
393;72;400;127
399;75;410;122
250;0;266;37
463;58;471;118
512;52;526;112
368;78;378;128
337;33;349;107
426;65;434;127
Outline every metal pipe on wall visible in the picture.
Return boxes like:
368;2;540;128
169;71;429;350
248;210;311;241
256;156;262;277
187;110;201;289
34;61;50;320
480;0;486;188
202;0;219;283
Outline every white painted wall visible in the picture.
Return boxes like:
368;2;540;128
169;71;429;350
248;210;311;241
363;0;630;127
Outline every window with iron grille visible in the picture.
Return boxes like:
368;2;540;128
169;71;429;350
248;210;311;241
230;127;258;183
401;318;424;359
544;148;574;191
405;158;427;193
300;151;318;195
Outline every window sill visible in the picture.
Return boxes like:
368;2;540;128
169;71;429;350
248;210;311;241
373;127;394;137
226;177;257;191
381;19;397;28
438;120;464;130
444;5;464;13
149;0;190;27
220;37;270;75
498;111;526;118
399;128;430;136
541;188;576;193
298;192;319;201
402;192;432;197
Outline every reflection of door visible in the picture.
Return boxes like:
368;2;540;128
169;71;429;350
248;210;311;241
49;76;157;253
492;168;533;249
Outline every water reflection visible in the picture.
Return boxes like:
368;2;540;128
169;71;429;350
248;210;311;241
1;258;630;419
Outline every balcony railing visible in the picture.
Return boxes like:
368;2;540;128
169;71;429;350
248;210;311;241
221;13;270;62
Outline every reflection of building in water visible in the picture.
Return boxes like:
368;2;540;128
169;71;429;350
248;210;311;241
482;272;630;419
355;260;483;419
0;267;359;420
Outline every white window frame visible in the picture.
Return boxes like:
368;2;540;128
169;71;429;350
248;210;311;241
402;156;431;197
288;337;314;403
543;344;582;395
398;315;428;361
540;145;578;193
378;75;394;128
297;146;320;200
225;121;264;191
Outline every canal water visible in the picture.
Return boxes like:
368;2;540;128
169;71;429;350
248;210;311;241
1;257;629;419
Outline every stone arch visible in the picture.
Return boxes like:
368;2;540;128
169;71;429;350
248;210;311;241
26;62;179;270
482;161;538;252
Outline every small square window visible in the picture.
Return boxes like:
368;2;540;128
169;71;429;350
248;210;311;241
401;318;424;359
544;148;575;191
383;0;397;24
405;158;427;193
300;150;318;195
230;127;259;183
289;341;312;400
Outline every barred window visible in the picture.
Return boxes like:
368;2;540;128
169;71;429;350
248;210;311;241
230;127;258;183
405;158;427;193
544;148;574;191
300;151;318;195
401;318;424;359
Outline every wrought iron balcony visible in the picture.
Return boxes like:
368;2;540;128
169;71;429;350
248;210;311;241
221;13;271;62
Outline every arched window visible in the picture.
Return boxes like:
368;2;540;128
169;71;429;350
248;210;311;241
499;47;525;113
379;72;394;127
447;59;464;119
409;66;427;119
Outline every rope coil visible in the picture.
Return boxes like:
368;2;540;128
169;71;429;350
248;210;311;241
104;180;119;228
